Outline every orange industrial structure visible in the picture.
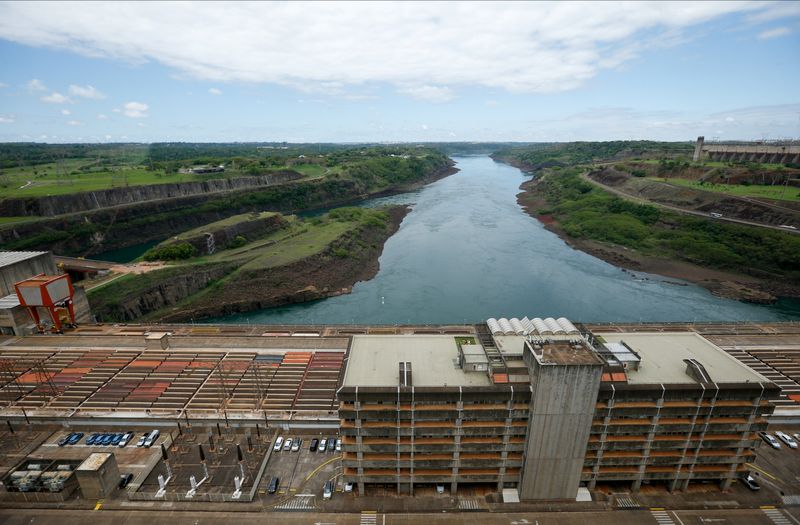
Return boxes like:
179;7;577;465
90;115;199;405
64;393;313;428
14;273;76;333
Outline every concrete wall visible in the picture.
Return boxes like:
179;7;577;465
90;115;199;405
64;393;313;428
519;350;602;500
0;252;57;297
76;454;120;499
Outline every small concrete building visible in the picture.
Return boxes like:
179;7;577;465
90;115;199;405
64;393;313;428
76;453;120;499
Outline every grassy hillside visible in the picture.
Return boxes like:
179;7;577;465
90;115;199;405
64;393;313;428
526;168;800;283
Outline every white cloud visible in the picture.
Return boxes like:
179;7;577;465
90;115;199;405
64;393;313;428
0;115;14;123
41;91;71;103
104;134;112;140
208;87;222;95
27;78;46;91
61;109;71;115
66;119;83;126
96;113;108;119
0;2;792;99
68;84;105;99
397;85;455;103
0;82;8;88
758;27;791;39
122;101;148;118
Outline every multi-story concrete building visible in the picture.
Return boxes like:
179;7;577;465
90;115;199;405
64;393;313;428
585;332;778;492
338;322;779;500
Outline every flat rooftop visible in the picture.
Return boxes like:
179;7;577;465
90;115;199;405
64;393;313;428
342;335;491;388
528;339;604;366
601;332;768;385
0;251;48;268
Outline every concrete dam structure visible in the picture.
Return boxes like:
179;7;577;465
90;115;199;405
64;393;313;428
693;136;800;164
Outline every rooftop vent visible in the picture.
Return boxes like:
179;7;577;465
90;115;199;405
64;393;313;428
399;361;413;387
684;358;712;384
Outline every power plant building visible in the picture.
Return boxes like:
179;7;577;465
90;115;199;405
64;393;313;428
338;324;779;500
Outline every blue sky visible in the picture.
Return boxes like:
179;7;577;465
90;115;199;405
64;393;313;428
0;1;798;143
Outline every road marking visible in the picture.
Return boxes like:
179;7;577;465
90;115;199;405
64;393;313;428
360;511;378;525
304;454;342;482
93;500;103;510
763;508;792;525
747;463;779;481
274;495;315;511
651;509;676;525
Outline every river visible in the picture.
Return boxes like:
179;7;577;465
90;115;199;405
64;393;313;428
208;156;800;324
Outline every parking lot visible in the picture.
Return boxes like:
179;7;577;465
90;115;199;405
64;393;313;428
261;431;342;508
27;427;169;491
752;425;800;498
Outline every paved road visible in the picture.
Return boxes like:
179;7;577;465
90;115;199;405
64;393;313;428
2;508;799;525
580;172;800;235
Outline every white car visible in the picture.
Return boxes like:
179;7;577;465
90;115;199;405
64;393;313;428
273;436;284;451
319;438;327;453
283;438;293;451
291;439;302;452
775;431;798;449
793;433;800;442
335;438;342;452
759;432;781;450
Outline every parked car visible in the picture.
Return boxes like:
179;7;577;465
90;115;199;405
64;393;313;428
335;438;342;452
268;476;280;494
273;436;284;451
327;437;336;452
741;474;760;491
101;434;113;446
310;438;319;452
67;432;84;445
291;439;302;452
86;433;100;445
136;433;148;447
319;438;327;453
57;433;75;447
344;482;353;493
793;433;800;442
283;438;293;451
436;484;445;494
775;431;798;449
118;432;133;448
111;433;123;446
323;480;334;499
759;431;781;449
118;473;134;489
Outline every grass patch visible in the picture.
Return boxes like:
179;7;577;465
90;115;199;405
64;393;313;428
651;177;800;201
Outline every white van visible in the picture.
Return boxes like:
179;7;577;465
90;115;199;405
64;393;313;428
143;429;160;448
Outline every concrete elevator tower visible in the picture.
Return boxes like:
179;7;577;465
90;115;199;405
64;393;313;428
519;338;604;500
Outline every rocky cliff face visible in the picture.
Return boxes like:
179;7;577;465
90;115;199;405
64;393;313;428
90;263;236;322
90;206;410;323
168;213;288;255
0;171;303;217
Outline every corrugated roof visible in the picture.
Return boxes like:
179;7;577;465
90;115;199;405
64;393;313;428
0;251;48;268
0;293;21;309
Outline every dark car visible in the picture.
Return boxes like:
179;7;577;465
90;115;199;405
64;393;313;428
86;433;100;445
111;433;123;446
310;438;319;452
118;473;134;489
741;474;760;491
67;432;84;445
327;437;336;452
101;434;113;446
267;476;280;494
58;433;74;447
